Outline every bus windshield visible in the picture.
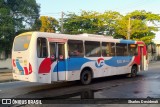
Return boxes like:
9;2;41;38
14;35;31;51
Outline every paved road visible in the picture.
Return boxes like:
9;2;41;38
0;62;160;107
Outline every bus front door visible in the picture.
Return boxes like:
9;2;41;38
140;46;144;71
50;42;66;81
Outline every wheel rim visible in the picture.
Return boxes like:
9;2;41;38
83;73;89;81
132;66;137;77
81;70;92;85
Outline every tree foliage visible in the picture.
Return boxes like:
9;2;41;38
63;11;121;35
40;16;58;33
63;10;160;44
0;0;40;55
115;10;160;44
63;11;100;34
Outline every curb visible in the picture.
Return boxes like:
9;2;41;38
0;79;17;83
0;69;12;73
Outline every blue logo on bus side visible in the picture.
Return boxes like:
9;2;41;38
95;58;105;68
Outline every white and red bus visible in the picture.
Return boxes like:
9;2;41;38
12;32;148;84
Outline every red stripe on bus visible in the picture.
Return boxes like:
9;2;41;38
12;59;16;67
29;63;33;74
48;38;67;42
24;67;29;75
38;58;51;74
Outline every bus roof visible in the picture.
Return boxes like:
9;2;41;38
16;32;33;38
16;31;139;44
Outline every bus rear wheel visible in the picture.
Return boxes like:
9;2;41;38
80;70;92;85
131;65;137;77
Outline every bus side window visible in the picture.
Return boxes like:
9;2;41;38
37;38;48;58
68;40;84;57
128;44;138;56
110;43;116;56
102;42;110;57
85;41;101;57
116;43;128;56
102;42;115;57
58;43;65;60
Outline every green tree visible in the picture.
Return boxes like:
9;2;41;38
63;10;160;44
32;18;41;31
63;11;122;35
63;13;81;34
114;10;160;43
0;0;40;57
98;11;122;36
40;16;58;33
63;11;101;34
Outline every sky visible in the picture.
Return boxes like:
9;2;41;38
36;0;160;39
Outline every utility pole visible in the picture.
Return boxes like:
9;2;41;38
127;17;131;40
61;11;64;34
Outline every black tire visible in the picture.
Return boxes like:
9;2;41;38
80;70;92;85
131;65;137;77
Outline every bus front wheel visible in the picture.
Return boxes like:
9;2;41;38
80;70;92;85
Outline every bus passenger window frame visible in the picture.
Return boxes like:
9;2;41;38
102;42;116;57
37;37;48;58
68;40;84;57
85;41;101;57
115;43;128;56
128;44;138;56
